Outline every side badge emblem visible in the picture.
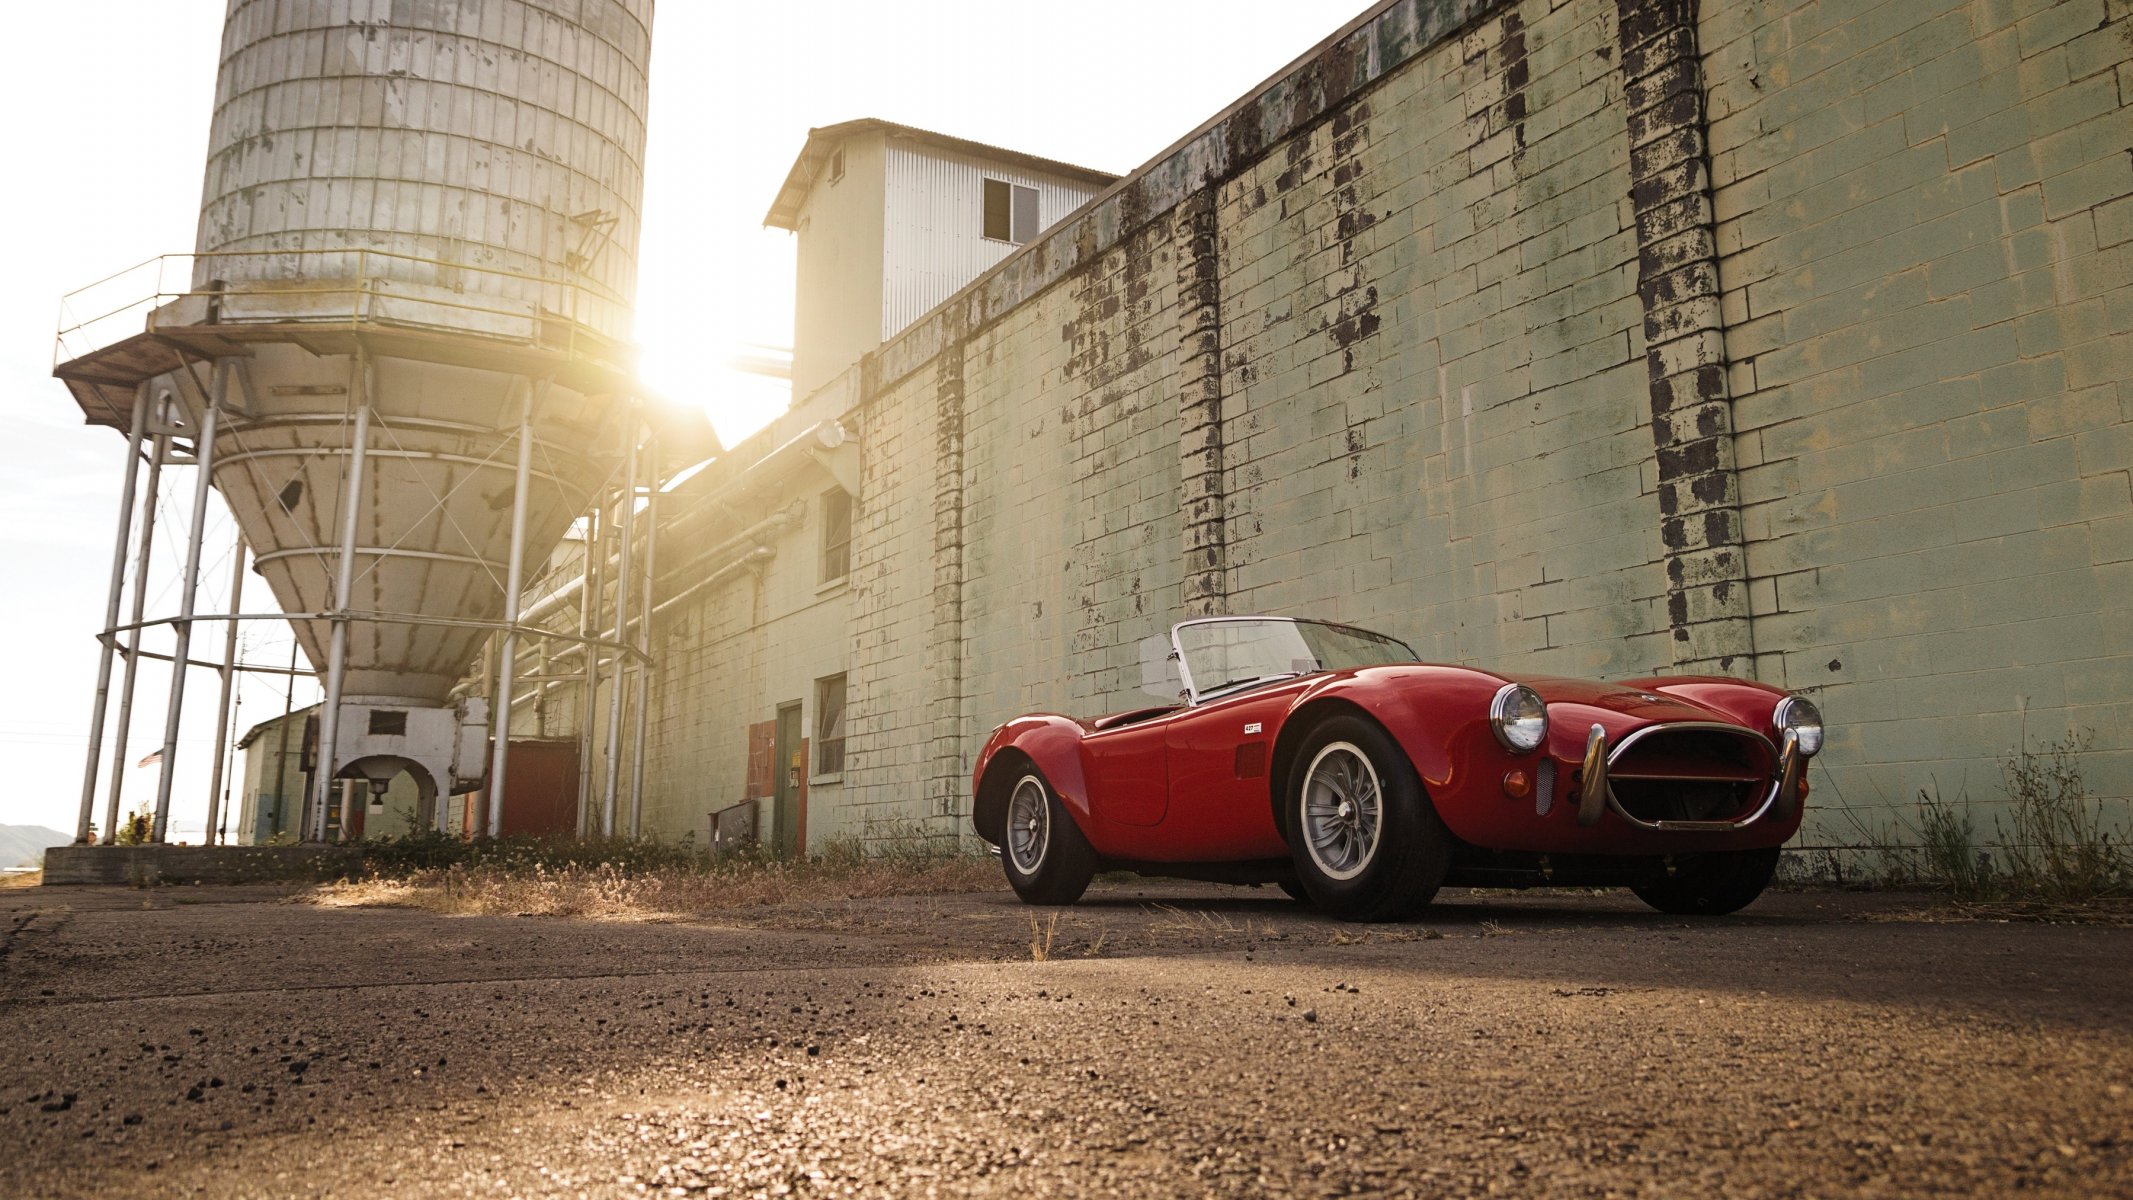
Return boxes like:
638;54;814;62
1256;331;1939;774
1244;722;1263;735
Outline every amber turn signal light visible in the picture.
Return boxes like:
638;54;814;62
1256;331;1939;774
1502;769;1531;798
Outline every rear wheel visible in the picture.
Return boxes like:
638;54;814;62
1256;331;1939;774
1000;769;1097;906
1285;715;1450;922
1630;847;1780;915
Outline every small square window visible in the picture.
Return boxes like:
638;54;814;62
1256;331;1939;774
815;674;847;777
367;709;406;736
820;487;852;582
982;179;1040;244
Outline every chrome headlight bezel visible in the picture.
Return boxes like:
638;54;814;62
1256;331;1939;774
1489;683;1549;754
1774;694;1824;757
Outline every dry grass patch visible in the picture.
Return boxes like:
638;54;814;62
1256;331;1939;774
305;854;1002;921
0;870;42;890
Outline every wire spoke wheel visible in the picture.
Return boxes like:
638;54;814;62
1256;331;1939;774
1301;741;1383;881
1006;775;1051;875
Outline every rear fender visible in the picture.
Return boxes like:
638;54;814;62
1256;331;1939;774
971;715;1093;846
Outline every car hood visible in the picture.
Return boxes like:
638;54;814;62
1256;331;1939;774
1518;675;1735;726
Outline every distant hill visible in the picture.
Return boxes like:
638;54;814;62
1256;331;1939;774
0;824;72;869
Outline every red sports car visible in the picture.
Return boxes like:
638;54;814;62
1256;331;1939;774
971;616;1822;921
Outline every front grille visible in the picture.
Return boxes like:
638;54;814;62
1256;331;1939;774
1608;726;1774;825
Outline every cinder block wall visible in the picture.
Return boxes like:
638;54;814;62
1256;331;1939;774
671;0;2131;854
1705;0;2133;844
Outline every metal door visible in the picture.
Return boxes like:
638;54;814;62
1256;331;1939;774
773;703;802;858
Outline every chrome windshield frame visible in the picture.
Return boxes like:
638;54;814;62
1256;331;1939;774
1168;615;1417;706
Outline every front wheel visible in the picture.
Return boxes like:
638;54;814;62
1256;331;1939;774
1000;769;1097;906
1630;847;1780;915
1286;715;1451;922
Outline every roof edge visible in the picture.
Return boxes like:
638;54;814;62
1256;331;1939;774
762;118;1121;231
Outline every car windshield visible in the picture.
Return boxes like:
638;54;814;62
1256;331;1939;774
1175;618;1415;700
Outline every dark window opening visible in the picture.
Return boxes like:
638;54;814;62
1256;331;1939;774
815;674;847;776
367;709;407;736
820;487;852;582
277;478;304;511
982;179;1040;244
827;146;846;185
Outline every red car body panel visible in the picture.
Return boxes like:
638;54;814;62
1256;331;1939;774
973;657;1806;867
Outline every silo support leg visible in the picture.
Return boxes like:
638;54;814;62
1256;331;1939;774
628;435;660;839
487;387;538;839
602;414;640;836
202;536;247;846
106;402;171;843
75;383;151;843
153;398;220;843
313;396;371;843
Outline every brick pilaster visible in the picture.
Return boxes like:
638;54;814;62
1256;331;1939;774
1615;0;1755;673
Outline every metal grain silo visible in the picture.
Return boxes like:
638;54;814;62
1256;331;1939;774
57;0;691;846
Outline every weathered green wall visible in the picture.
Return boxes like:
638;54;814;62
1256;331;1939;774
645;0;2132;856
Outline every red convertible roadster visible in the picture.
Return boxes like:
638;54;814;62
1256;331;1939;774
971;616;1822;920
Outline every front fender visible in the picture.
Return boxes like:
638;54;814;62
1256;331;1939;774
1276;667;1512;844
971;715;1093;846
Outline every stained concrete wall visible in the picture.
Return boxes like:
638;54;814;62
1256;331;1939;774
641;0;2131;854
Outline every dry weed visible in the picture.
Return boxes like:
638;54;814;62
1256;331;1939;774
1027;912;1059;961
0;870;42;890
304;855;1000;921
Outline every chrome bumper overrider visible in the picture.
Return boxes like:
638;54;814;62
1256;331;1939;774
1573;722;1804;831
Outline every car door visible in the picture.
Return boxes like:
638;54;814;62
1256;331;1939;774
1158;681;1309;860
1081;719;1172;828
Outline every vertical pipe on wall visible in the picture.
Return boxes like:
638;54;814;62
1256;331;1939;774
202;535;248;845
152;396;221;842
486;385;538;839
105;396;171;842
601;413;639;835
76;383;152;843
575;507;602;836
312;389;371;842
627;435;659;838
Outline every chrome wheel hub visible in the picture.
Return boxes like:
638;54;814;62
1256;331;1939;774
1006;776;1050;875
1301;742;1383;882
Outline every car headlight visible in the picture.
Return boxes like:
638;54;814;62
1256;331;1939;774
1774;695;1824;757
1489;684;1549;754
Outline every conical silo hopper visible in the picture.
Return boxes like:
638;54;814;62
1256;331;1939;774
55;0;698;833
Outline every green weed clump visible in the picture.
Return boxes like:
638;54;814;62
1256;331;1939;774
1996;731;2128;902
1883;731;2128;903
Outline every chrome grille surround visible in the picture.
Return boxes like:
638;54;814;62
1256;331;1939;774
1603;721;1783;832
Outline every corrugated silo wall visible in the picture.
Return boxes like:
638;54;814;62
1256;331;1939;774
664;0;2133;857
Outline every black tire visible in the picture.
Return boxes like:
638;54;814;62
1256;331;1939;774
1277;879;1311;904
1284;714;1451;922
1630;847;1781;915
999;768;1097;906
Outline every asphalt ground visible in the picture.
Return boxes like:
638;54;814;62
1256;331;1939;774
2;880;2129;1199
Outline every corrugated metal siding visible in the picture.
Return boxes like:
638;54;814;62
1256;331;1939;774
880;143;1105;340
197;0;653;339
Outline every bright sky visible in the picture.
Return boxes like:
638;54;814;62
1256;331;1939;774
0;0;1371;842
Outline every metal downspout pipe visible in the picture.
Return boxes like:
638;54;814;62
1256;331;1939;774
105;395;171;842
75;383;151;843
486;386;539;838
202;535;247;845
